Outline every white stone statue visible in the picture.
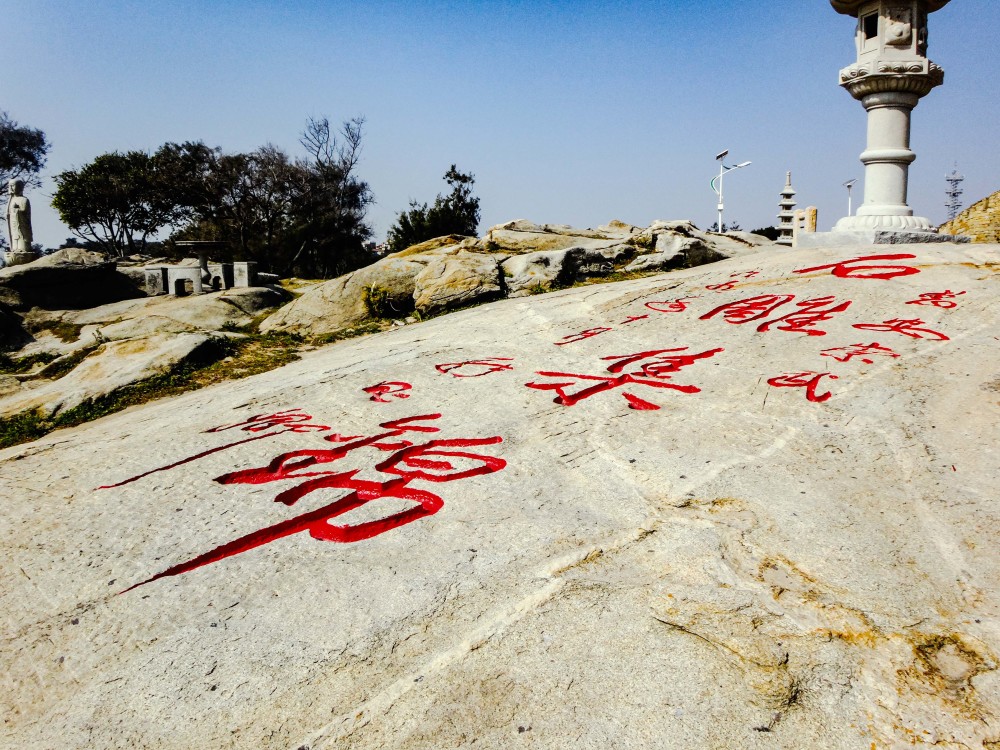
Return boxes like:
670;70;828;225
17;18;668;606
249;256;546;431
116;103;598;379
6;178;34;256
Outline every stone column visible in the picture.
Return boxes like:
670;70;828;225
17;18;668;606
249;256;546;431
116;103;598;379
830;0;950;233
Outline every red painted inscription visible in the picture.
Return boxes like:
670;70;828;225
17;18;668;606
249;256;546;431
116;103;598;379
526;347;723;410
820;342;900;364
121;414;506;591
767;371;839;403
363;381;413;402
554;328;613;346
435;358;515;377
905;290;966;309
793;253;920;280
852;318;949;341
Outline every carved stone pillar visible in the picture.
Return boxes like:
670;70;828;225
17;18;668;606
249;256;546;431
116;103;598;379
830;0;950;232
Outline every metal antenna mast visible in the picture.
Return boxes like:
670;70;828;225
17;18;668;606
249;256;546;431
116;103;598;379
945;165;965;222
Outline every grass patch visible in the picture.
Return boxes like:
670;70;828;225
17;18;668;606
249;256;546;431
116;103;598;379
0;350;59;375
26;319;85;343
362;284;394;319
311;319;391;346
0;332;303;450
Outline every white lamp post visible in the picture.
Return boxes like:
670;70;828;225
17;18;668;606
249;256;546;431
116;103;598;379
844;178;858;216
711;151;752;232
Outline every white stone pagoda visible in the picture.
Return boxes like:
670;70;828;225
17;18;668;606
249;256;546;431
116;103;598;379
830;0;950;233
776;172;796;246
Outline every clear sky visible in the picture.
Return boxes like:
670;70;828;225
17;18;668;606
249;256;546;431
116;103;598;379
5;0;998;248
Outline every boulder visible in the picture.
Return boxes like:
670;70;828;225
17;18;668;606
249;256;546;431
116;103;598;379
0;332;225;418
0;248;144;311
260;256;429;336
16;287;287;359
261;219;780;337
413;251;504;314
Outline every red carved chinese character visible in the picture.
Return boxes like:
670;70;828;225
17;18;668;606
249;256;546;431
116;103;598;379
120;414;506;591
526;347;723;410
206;409;329;434
99;409;330;490
852;318;949;341
755;295;852;337
619;315;649;325
706;270;761;291
767;372;839;403
793;253;920;280
554;327;613;346
362;381;412;402
705;280;739;292
820;342;900;364
435;358;514;377
700;294;795;324
905;290;966;309
645;297;697;314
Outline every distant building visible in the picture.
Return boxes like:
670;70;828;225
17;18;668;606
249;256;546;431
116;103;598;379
776;172;797;246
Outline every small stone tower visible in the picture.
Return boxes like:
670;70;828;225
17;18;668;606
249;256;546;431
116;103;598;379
776;172;796;246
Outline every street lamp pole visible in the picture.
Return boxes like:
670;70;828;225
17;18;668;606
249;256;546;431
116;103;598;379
844;179;857;217
711;150;751;232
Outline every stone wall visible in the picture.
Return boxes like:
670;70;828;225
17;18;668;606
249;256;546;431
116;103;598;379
939;189;1000;242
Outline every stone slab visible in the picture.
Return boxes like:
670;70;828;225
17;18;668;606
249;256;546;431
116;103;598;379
796;230;972;249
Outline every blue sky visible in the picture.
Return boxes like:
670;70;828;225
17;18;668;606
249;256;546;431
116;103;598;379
5;0;998;248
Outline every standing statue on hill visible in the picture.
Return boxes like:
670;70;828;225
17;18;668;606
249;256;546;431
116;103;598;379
5;178;36;265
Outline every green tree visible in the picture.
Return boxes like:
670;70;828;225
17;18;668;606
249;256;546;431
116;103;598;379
386;165;481;253
0;111;50;188
52;142;216;256
178;117;376;277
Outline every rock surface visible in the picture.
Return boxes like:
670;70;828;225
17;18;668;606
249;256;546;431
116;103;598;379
17;286;286;359
1;243;998;749
261;219;774;337
0;248;144;311
939;188;1000;243
0;333;224;418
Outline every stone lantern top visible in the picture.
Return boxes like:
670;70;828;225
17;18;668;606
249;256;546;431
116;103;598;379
830;0;950;15
833;0;949;100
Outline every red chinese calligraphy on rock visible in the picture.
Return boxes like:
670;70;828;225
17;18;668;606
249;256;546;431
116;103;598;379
526;347;723;410
99;409;330;490
755;295;852;337
793;253;920;280
767;372;839;403
619;315;649;325
363;381;412;402
645;297;697;314
120;414;506;592
435;358;514;377
554;327;613;346
852;318;949;341
706;270;761;292
820;342;900;364
905;290;966;309
700;294;795;324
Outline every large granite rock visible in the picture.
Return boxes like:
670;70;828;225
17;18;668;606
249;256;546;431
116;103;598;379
0;248;144;311
262;219;774;336
0;332;224;418
16;286;286;359
1;242;997;749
